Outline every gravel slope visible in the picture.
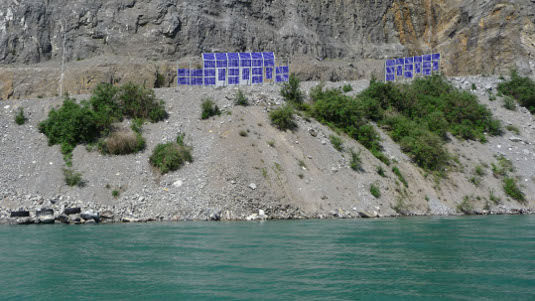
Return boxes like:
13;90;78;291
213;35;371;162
0;77;533;223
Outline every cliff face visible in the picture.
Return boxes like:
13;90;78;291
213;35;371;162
0;0;534;99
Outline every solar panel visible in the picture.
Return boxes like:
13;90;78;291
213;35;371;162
405;71;413;79
191;77;203;86
423;55;432;62
252;68;263;75
242;69;250;80
423;62;432;69
218;69;226;81
396;65;403;76
252;76;263;84
215;53;227;60
228;53;239;67
266;67;273;79
264;59;275;67
415;63;421;74
204;69;216;77
239;53;251;60
432;53;441;60
276;66;283;74
228;76;239;85
191;69;203;77
275;75;284;83
404;64;413;72
203;53;215;60
432;61;439;71
178;77;189;85
178;69;189;77
240;59;251;67
386;67;395;74
405;57;414;64
423;68;431;76
386;74;395;82
414;56;422;63
229;68;240;76
282;66;289;73
252;59;263;67
396;58;404;65
262;52;275;60
204;77;216;85
251;52;263;60
386;59;396;67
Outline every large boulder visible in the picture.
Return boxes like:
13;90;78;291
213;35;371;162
10;210;30;217
16;217;35;224
81;210;99;222
64;207;81;215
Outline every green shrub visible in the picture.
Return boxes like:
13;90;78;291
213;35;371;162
489;93;497;101
392;166;408;187
471;83;477;90
131;118;144;134
149;142;193;174
154;71;166;88
457;196;474;214
112;190;120;198
376;166;386;177
235;90;249;106
269;105;297;131
329;135;344;152
63;168;83;187
15;108;27;125
474;165;486;177
281;74;303;104
497;70;535;113
503;96;517;111
489;190;501;205
491;155;514;177
370;184;381;198
176;133;186;146
342;84;353;92
503;177;525;202
116;83;168;122
201;98;221;119
350;150;362;171
39;98;99;160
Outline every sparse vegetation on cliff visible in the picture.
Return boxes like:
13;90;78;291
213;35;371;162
309;75;502;171
281;74;304;105
150;141;193;174
269;105;297;131
498;70;535;113
201;98;221;119
15;108;27;125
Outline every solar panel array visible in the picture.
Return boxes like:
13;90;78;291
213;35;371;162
385;53;441;82
178;52;288;86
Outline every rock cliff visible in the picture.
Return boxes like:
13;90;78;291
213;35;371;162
1;0;534;99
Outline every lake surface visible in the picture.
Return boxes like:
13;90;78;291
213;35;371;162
1;216;534;300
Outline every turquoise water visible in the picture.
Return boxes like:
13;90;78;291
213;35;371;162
1;216;534;300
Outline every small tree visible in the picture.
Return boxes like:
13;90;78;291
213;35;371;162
281;74;303;104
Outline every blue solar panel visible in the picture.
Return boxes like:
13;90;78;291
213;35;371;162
432;53;441;60
262;52;275;60
216;60;227;68
414;56;422;63
405;57;414;64
251;52;263;60
423;55;432;62
432;61;439;71
218;69;226;81
204;61;216;68
386;74;395;81
191;78;203;85
204;69;216;77
396;58;404;65
229;68;240;76
275;75;284;83
266;67;273;79
252;76;263;84
252;68;263;75
192;69;203;77
396;66;403;76
178;69;189;77
276;67;283;74
282;74;289;81
415;63;421;74
178;78;189;85
405;71;413;79
228;53;239;60
203;53;215;60
204;77;216;85
282;66;289;73
242;68;250;80
264;59;275;67
405;64;413;72
240;59;251;67
386;67;395;74
239;53;251;60
423;62;432;69
215;53;227;60
423;68;431;76
228;53;239;67
228;76;239;85
252;59;263;67
386;59;396;67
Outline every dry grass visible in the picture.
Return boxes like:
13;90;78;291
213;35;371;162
104;130;145;155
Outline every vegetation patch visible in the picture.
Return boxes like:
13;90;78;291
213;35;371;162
342;84;353;93
201;98;221;119
457;195;475;214
150;135;193;174
309;75;501;171
392;166;408;187
234;90;249;106
376;166;386;177
497;70;535;113
63;168;83;187
100;130;145;155
280;74;303;105
269;105;297;131
503;177;526;203
505;125;520;135
350;150;362;172
370;184;381;198
329;135;344;152
15;108;27;125
503;96;517;111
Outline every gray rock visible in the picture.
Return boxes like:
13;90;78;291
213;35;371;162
64;207;81;215
10;210;29;217
81;210;99;222
16;217;35;225
37;215;55;224
510;136;523;142
248;183;257;190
